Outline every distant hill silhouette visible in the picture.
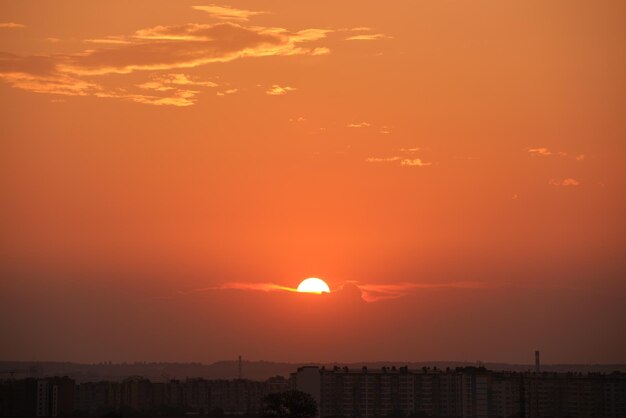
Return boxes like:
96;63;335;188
1;360;624;383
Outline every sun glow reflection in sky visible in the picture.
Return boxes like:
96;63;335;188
0;0;625;364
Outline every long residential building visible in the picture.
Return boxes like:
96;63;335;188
293;366;626;418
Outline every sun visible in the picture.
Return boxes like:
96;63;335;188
297;278;330;294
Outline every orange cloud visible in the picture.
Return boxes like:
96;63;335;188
95;89;200;107
175;280;488;302
216;88;238;96
351;281;489;302
528;147;554;156
134;23;233;41
346;33;391;41
84;36;131;45
365;156;401;163
311;47;331;56
345;27;374;32
177;282;297;295
137;73;218;92
288;28;332;43
192;4;266;21
0;18;330;106
528;147;585;161
0;61;202;107
400;158;431;167
366;156;432;167
0;71;101;96
347;122;371;128
266;85;296;95
218;282;297;292
549;178;580;187
0;22;25;29
59;23;328;76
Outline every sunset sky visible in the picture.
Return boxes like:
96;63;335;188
1;0;625;365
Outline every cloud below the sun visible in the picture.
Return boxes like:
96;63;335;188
175;280;490;302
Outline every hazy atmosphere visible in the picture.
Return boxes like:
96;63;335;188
1;0;625;365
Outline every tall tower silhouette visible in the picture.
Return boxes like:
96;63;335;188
535;351;540;373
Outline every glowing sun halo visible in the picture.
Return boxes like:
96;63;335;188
297;278;330;294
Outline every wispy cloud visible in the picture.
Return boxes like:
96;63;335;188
528;147;554;156
215;282;296;292
216;88;238;96
351;281;488;302
0;22;25;29
266;85;296;96
400;158;431;167
192;4;266;21
57;23;329;76
177;282;297;296
549;178;580;187
528;147;585;161
96;89;200;107
346;33;392;41
0;17;330;106
0;71;101;97
0;56;209;107
311;47;331;56
365;156;401;163
366;156;432;167
84;36;132;45
137;73;218;91
174;280;490;303
347;122;371;128
366;146;432;167
345;27;374;32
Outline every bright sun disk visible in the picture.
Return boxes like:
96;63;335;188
297;278;330;294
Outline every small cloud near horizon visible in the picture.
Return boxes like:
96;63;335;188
174;280;487;303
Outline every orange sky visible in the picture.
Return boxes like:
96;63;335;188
1;0;625;364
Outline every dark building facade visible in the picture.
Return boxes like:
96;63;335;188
0;377;37;418
1;369;625;417
35;377;75;417
293;366;626;418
